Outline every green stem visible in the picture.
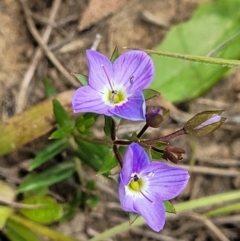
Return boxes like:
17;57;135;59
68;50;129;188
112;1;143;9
88;190;240;241
9;214;79;241
125;47;240;68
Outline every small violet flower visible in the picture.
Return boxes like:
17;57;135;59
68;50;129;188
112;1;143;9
119;143;189;232
72;50;154;121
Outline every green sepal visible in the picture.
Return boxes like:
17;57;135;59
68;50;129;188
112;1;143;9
110;45;121;63
164;200;176;214
71;73;88;85
128;212;138;225
143;89;160;101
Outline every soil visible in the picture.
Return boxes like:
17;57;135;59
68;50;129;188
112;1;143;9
1;0;240;240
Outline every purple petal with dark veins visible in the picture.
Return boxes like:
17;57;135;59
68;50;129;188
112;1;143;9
110;91;146;121
118;178;137;213
72;85;110;115
86;50;114;91
121;143;150;185
113;51;154;93
134;196;166;232
142;162;190;201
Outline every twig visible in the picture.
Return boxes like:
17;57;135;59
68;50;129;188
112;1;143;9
16;0;61;113
177;164;240;177
19;1;79;96
91;34;102;50
186;213;230;241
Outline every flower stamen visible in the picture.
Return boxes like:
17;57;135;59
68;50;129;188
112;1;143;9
101;64;114;91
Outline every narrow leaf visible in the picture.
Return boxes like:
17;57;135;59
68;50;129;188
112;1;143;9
52;99;72;127
43;77;56;97
30;139;69;171
18;162;75;193
49;125;74;139
98;152;118;175
6;218;41;241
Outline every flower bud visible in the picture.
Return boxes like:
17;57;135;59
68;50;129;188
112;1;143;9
163;146;185;164
184;110;226;136
145;106;169;128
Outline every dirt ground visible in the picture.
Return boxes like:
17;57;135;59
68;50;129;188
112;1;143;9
1;0;240;240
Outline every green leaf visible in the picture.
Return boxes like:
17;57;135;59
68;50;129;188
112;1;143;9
30;139;69;171
49;125;74;139
0;206;13;229
5;218;42;241
74;138;110;171
98;151;118;175
18;162;75;193
43;77;56;98
143;89;160;101
85;195;100;208
19;196;63;224
103;116;114;138
71;73;88;85
151;0;240;103
75;113;98;133
110;46;120;63
52;99;72;127
164;200;176;214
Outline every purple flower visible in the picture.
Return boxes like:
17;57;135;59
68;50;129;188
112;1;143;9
194;115;222;130
119;143;189;232
72;50;154;121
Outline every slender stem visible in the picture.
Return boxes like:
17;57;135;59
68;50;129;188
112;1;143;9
9;214;79;241
137;124;149;138
143;128;186;145
125;47;240;68
113;139;131;146
113;144;122;168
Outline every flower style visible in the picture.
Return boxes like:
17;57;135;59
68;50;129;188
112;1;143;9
72;50;154;121
119;143;189;232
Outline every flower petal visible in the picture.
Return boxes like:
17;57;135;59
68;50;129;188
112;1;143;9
113;50;154;92
110;91;146;121
121;143;150;185
118;179;137;213
72;85;110;115
143;162;190;200
134;197;165;232
87;50;114;91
